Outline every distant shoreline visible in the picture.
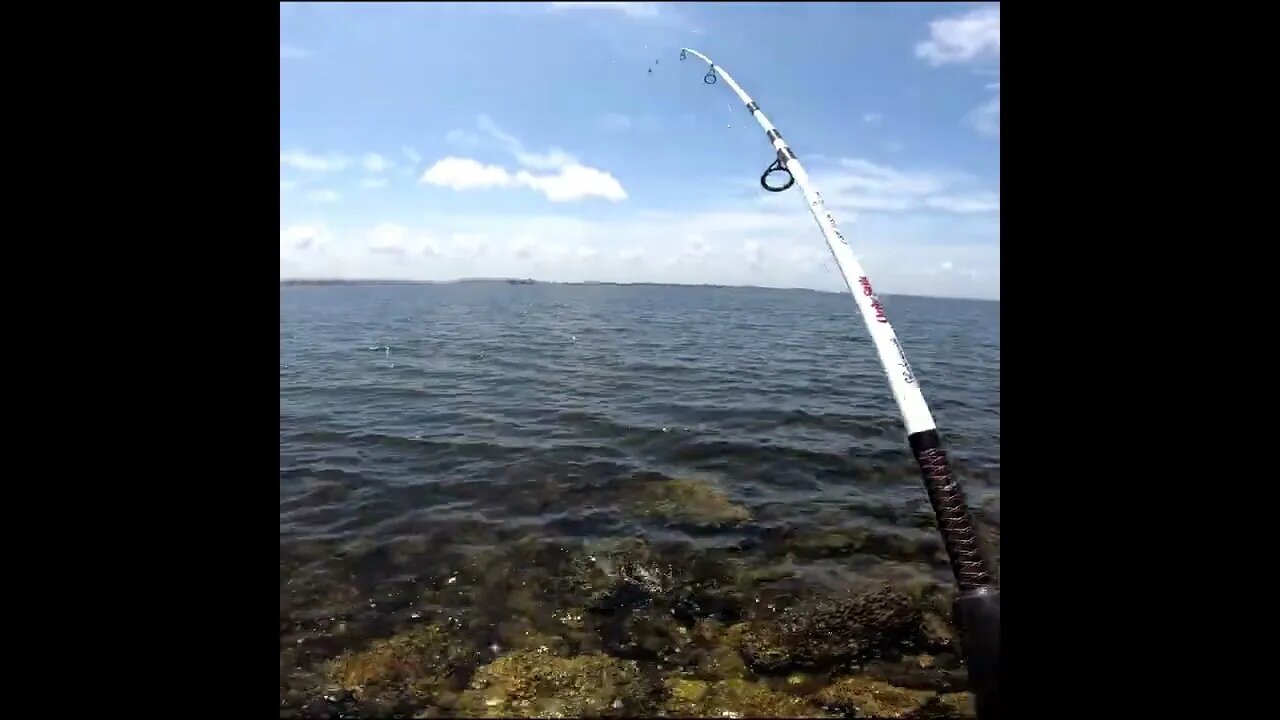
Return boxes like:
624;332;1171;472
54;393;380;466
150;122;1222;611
279;277;997;302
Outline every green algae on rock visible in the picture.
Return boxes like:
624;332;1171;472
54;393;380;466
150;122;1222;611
664;676;837;718
456;649;661;718
325;623;477;712
741;586;920;674
815;676;935;718
633;475;752;526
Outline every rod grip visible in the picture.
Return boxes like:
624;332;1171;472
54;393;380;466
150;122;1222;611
907;430;1000;718
907;430;994;592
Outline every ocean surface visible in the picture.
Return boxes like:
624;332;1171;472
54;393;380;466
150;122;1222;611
279;281;1000;717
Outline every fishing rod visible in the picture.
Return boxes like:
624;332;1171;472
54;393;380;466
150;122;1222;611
679;48;1001;719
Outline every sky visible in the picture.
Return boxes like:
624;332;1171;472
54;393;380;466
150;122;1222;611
281;2;1000;300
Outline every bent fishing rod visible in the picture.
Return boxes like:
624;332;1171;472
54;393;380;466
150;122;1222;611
679;48;1001;719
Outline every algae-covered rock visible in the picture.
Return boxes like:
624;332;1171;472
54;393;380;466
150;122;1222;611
763;524;947;567
691;621;751;680
456;649;660;717
598;602;695;665
741;586;920;674
325;623;476;713
633;475;752;527
919;610;957;652
906;583;959;654
567;538;670;613
567;538;748;624
663;676;836;718
861;654;968;693
922;692;976;718
815;676;935;718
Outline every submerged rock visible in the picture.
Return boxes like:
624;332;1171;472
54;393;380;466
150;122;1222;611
908;583;960;654
562;537;751;673
741;586;920;674
664;676;836;718
455;649;661;718
632;475;752;527
598;602;695;665
861;654;968;693
325;624;476;713
919;692;977;718
690;620;751;681
815;676;935;718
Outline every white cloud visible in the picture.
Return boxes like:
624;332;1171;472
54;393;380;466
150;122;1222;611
279;203;998;299
968;95;1000;137
401;145;422;164
862;113;884;125
419;157;626;203
445;130;483;149
363;153;392;173
547;2;661;19
280;150;352;172
924;192;1000;213
514;165;627;202
423;116;627;202
914;6;1000;66
362;177;389;189
915;5;1000;138
307;188;341;204
420;157;514;191
280;224;331;259
599;112;633;132
367;222;410;253
475;114;577;171
281;180;297;192
280;43;310;60
792;158;997;215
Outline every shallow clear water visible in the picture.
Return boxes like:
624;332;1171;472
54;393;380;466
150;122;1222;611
279;281;999;714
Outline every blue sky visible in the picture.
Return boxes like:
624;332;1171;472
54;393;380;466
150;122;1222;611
281;2;1000;299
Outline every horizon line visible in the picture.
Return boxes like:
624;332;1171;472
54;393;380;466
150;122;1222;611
279;276;999;302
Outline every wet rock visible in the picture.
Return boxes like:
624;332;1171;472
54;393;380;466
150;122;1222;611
763;524;948;568
980;495;1000;528
977;522;1001;579
924;691;976;718
570;539;749;655
325;624;476;713
455;650;661;717
919;611;957;652
691;621;751;680
814;676;935;718
861;654;968;693
741;586;920;674
598;602;694;666
632;475;752;527
566;538;668;612
906;583;959;653
664;676;836;718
